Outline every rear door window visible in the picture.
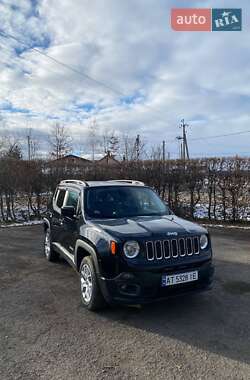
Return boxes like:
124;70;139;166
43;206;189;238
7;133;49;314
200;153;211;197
56;190;66;208
65;190;79;210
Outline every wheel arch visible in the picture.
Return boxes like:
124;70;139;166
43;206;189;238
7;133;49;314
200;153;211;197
43;217;50;232
75;240;100;274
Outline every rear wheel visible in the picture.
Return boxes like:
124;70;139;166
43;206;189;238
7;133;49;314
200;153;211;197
80;256;106;311
44;228;59;262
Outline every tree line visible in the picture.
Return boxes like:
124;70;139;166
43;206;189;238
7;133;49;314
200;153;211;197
0;154;249;223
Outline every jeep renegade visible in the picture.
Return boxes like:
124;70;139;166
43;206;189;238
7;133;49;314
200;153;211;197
43;179;214;310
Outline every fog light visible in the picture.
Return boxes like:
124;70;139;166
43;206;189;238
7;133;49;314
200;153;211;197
120;273;135;280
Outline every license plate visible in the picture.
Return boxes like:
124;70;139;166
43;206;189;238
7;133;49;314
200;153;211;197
162;271;198;287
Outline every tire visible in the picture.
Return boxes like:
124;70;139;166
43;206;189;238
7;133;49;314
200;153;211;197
44;227;59;262
79;256;106;311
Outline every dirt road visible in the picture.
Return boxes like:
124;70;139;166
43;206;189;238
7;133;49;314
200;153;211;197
0;226;249;379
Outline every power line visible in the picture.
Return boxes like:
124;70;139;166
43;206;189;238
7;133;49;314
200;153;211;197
0;30;168;124
171;126;250;158
168;128;250;144
0;31;125;97
189;129;250;141
169;150;250;158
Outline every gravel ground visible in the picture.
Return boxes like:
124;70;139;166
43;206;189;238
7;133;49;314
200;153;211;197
0;226;250;380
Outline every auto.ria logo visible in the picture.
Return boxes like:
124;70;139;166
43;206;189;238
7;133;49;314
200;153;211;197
212;9;242;31
171;8;242;32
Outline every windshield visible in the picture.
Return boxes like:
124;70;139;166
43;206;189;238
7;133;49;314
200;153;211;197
84;186;170;219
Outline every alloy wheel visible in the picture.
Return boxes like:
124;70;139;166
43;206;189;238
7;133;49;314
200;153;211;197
44;230;51;258
80;263;93;303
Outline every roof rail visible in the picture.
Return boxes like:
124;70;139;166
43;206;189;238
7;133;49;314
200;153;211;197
108;179;145;186
59;179;89;187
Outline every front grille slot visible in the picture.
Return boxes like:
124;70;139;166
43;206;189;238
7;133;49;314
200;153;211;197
146;241;154;261
155;241;163;259
187;237;193;256
171;239;178;258
145;236;200;261
163;240;170;258
193;237;199;254
179;238;186;257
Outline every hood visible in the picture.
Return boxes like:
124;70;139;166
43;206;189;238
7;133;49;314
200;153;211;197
92;215;207;240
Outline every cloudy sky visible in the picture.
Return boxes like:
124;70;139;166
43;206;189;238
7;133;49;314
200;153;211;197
0;0;249;158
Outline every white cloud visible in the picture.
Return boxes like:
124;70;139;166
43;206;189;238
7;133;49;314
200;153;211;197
0;0;249;158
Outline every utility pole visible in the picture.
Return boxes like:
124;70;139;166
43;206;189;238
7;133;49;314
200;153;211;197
176;119;190;160
27;134;31;161
180;119;190;160
89;118;97;161
162;140;166;161
176;136;183;159
135;134;140;161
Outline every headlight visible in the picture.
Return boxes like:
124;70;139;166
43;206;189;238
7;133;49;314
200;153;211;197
200;234;208;250
123;241;140;258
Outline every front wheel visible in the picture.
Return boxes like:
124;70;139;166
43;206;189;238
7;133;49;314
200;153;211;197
44;228;59;262
79;256;106;311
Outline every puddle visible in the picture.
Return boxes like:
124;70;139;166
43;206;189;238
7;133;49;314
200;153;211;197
223;281;250;295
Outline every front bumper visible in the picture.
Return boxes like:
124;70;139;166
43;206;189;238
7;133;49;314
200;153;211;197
99;260;214;305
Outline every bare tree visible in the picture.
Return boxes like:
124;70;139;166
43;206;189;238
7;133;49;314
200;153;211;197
5;139;22;160
87;119;102;161
109;133;119;156
150;144;163;161
102;129;111;155
30;139;39;160
120;133;146;161
49;123;72;159
27;128;39;161
120;133;133;161
26;128;40;160
102;130;119;157
0;153;250;224
0;135;22;159
0;135;6;157
134;134;146;160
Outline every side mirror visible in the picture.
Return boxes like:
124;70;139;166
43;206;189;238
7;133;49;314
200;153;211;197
61;206;75;219
165;202;174;215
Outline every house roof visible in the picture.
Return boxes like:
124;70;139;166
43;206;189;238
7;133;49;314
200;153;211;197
45;153;120;167
97;153;120;166
53;154;92;163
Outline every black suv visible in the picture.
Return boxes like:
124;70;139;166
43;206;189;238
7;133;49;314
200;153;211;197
43;179;214;310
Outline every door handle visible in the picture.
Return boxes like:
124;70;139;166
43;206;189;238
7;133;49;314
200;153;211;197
51;218;64;226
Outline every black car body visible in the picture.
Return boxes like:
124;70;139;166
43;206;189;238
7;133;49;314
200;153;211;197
43;179;214;310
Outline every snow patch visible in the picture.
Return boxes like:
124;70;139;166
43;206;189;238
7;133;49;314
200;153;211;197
201;223;250;230
0;221;43;228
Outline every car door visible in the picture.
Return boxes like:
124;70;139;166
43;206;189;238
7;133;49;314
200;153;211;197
51;188;67;244
61;188;81;255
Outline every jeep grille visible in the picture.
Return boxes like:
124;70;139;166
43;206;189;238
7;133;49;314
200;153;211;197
145;237;200;261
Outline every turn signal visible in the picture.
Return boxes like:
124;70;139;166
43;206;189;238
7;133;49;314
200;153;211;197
110;241;117;255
